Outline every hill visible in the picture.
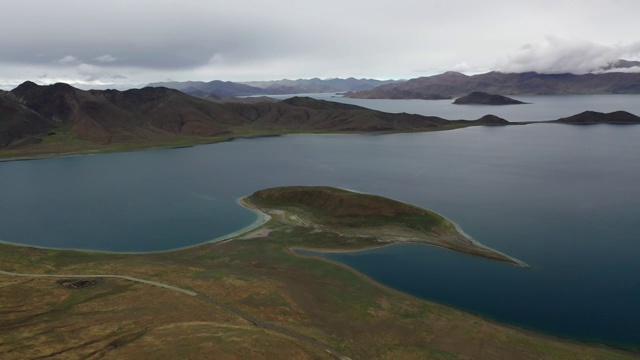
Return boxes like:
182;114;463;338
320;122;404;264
453;91;527;105
149;77;402;98
240;77;402;94
552;110;640;124
347;71;640;99
1;82;509;156
147;80;265;98
4;81;637;159
245;186;523;265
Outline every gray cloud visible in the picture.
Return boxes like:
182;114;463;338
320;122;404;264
1;0;640;88
95;55;118;63
496;36;640;74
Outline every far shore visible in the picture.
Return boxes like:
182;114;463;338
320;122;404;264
0;122;497;163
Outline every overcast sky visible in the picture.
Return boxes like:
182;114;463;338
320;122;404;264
1;0;639;89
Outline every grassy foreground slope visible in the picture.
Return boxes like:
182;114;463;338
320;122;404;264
0;187;637;359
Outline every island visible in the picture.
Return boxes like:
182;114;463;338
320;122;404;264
453;91;527;105
0;186;636;359
243;186;524;265
551;110;640;124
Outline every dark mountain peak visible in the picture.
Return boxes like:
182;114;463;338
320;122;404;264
441;71;468;77
608;110;638;118
281;96;324;107
207;80;234;85
11;81;42;97
50;82;77;92
347;71;640;99
453;92;526;105
104;86;186;104
474;114;510;124
554;110;640;124
137;86;180;94
12;81;79;98
281;96;366;111
14;80;39;90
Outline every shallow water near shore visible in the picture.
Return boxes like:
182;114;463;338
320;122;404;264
1;102;639;348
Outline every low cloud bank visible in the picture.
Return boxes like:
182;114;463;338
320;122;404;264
496;36;640;74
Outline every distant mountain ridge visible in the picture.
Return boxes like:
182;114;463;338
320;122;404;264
3;81;639;155
240;77;401;93
148;78;402;99
346;71;640;99
0;81;498;151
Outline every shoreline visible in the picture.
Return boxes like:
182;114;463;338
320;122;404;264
1;193;638;355
444;216;529;267
0;196;271;255
244;188;527;267
0;125;476;163
285;247;639;355
0;192;521;267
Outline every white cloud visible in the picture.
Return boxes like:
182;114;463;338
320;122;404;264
95;55;117;63
208;54;224;65
496;36;640;74
1;1;640;86
598;66;640;74
57;55;80;64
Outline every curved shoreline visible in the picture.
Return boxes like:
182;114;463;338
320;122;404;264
328;187;528;267
0;191;524;270
244;188;527;267
285;247;640;355
0;197;271;255
444;217;529;267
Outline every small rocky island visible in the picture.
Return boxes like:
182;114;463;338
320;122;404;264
243;186;525;266
453;91;527;105
552;110;640;124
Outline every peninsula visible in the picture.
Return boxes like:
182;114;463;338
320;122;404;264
243;186;524;265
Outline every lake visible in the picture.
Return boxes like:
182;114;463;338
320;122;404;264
265;93;640;121
1;95;639;349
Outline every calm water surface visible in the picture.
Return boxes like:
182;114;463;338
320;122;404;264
1;97;639;349
265;93;640;121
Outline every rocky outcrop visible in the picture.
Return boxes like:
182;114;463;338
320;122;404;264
453;92;526;105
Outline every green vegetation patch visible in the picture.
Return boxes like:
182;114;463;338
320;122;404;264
248;186;453;233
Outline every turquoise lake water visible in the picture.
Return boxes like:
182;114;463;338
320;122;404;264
1;96;639;349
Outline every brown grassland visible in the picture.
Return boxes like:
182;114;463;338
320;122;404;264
0;188;638;359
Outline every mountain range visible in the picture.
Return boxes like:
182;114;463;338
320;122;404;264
0;81;496;152
3;81;639;156
147;78;401;99
346;71;640;99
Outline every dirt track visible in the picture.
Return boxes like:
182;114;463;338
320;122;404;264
0;269;351;360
